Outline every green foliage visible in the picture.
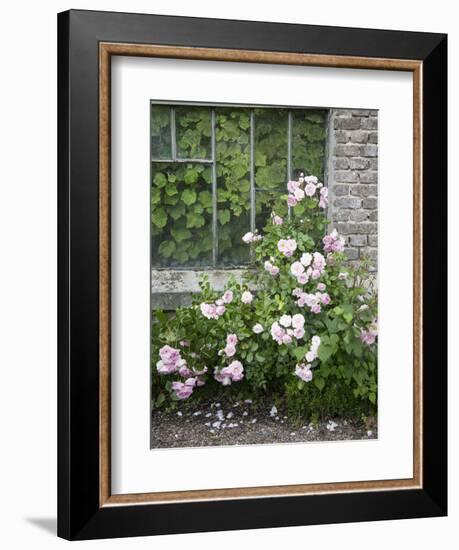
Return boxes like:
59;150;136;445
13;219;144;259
151;106;327;267
151;178;378;420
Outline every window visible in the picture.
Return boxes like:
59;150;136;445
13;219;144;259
151;103;328;269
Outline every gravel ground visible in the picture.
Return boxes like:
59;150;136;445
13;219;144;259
151;400;377;449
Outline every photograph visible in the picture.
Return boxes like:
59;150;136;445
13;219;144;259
150;102;379;449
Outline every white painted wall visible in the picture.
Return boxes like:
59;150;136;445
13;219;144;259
0;1;456;548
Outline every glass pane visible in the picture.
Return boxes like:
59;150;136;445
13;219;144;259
292;110;327;181
175;106;212;160
215;108;251;266
151;162;213;267
151;105;172;160
254;108;288;192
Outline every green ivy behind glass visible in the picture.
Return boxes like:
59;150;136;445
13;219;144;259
151;106;327;267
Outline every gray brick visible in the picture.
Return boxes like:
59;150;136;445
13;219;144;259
349;158;370;170
336;222;355;235
334;144;361;157
335;117;361;130
359;171;378;183
350;184;377;198
363;197;378;209
335;130;350;143
368;132;378;144
344;247;359;260
351;110;370;117
333;184;349;196
334;210;350;222
333;157;349;170
334;170;359;183
369;158;378;170
348;130;368;144
361;247;378;261
368;235;378;247
334;196;362;209
360;144;378;157
361;117;378;130
349;210;370;222
354;222;377;235
368;211;378;222
349;234;367;246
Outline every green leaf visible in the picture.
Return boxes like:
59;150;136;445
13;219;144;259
165;184;178;197
181;189;197;206
293;346;307;361
171;226;192;243
153;172;167;188
218;209;231;225
152;207;167;228
314;377;325;391
198;190;212;208
168;201;186;221
158;240;175;258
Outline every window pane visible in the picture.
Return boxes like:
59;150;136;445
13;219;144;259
151;105;172;160
292;110;328;181
175;106;212;160
151;162;213;267
254;108;288;192
215;108;251;266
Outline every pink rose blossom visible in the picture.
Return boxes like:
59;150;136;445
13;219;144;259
295;363;313;382
293;327;305;339
287;180;300;193
300;252;312;267
297;272;309;284
277;238;297;257
305;175;318;185
304;181;317;197
252;323;264;334
242;232;254;243
294;188;305;201
223;344;236;357
269;265;280;276
222;290;234;304
226;334;238;346
319;186;329;208
171;379;195;399
279;314;292;328
290;261;305;277
282;333;293;345
338;272;348;280
317;283;326;291
321;293;331;305
200;303;217;319
273;215;283;225
311;303;322;314
287;195;298;207
292;313;305;329
241;291;253;304
215;305;226;316
323;229;345;253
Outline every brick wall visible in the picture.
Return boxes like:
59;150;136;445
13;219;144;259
327;109;378;269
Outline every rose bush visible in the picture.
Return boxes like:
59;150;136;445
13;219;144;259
152;174;378;419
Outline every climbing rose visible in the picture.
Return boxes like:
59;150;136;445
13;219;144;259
290;261;305;277
305;181;316;197
241;291;253;304
277;238;297;257
222;290;233;304
227;334;238;346
295;363;313;382
171;379;196;399
252;323;264;334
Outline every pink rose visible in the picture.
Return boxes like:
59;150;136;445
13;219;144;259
304;181;316;197
226;334;238;346
252;323;264;334
287;180;300;193
222;290;234;304
273;215;283;225
311;304;322;314
317;283;326;291
295;363;313;382
290;261;305;277
241;291;253;304
287;195;298;207
215;305;226;316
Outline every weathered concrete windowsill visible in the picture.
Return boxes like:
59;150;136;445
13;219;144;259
151;269;247;309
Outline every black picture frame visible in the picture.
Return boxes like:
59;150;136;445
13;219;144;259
58;9;447;540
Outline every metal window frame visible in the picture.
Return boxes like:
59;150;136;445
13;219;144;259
150;101;325;268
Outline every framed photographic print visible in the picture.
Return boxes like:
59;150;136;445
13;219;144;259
57;9;447;540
